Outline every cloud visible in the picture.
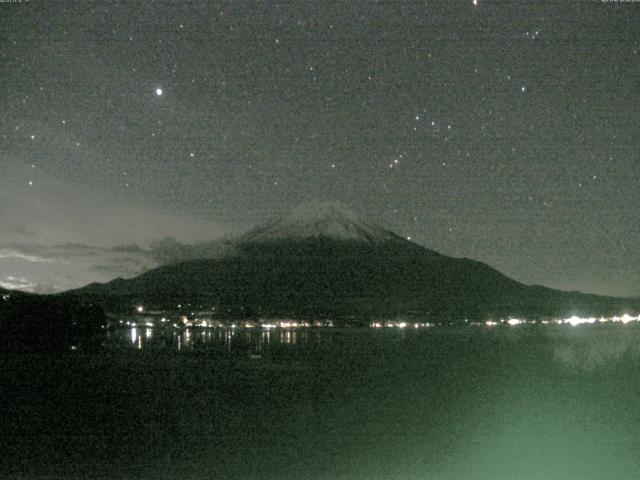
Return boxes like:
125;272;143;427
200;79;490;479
1;238;235;271
111;244;147;253
0;237;238;293
148;236;237;265
0;276;38;291
0;242;154;293
0;249;54;263
0;242;151;261
88;264;130;273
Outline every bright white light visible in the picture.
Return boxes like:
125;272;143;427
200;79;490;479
136;305;144;313
621;314;637;324
564;316;596;327
155;88;163;96
507;318;522;326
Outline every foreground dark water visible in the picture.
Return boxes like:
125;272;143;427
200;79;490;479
2;324;640;479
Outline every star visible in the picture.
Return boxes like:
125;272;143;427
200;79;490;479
155;88;163;96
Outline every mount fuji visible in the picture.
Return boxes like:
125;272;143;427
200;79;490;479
239;200;403;244
65;200;639;322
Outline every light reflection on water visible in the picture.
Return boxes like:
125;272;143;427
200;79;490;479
106;323;640;372
108;326;328;354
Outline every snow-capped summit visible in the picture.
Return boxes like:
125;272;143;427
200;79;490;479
240;200;402;243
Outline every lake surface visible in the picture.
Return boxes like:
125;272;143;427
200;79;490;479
2;324;640;479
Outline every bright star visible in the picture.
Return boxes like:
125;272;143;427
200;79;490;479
155;88;163;96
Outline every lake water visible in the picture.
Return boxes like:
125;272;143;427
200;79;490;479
2;324;640;479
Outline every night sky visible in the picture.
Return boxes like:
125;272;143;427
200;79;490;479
1;1;638;296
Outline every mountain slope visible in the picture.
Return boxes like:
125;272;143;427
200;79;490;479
65;201;640;322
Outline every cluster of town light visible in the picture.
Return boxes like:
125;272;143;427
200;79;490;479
126;311;334;329
130;305;639;330
369;321;433;329
486;314;640;327
372;315;640;329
